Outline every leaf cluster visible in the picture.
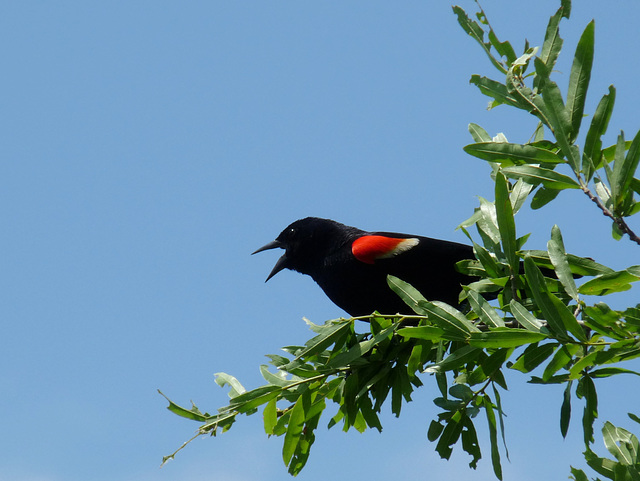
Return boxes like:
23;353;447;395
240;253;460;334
459;1;640;243
161;1;640;479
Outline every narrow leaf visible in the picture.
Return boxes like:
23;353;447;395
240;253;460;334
467;289;505;327
510;342;558;373
422;301;481;337
495;172;519;273
566;21;594;142
502;165;580;189
469;75;520;109
538;5;565;72
521;250;614;276
464;142;565;165
613;129;640;212
531;186;561;209
560;381;572;438
535;58;581;171
548;225;579;300
426;345;481;373
263;398;278;435
327;324;395;369
484;395;503;480
602;421;634;465
543;344;580;381
388;275;429;315
579;376;598;445
159;390;210;422
283;396;306;466
398;325;445;341
578;268;640;296
524;256;586;341
469;123;492;142
469;328;547;348
583;86;615;181
510;299;544;332
452;7;508;74
510;178;534;214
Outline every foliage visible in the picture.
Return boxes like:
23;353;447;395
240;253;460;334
161;1;640;478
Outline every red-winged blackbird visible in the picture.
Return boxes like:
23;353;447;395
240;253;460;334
253;217;477;316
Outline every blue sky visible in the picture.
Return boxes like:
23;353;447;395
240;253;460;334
2;2;639;480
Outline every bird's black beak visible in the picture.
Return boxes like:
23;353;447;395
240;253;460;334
252;240;288;282
251;240;282;255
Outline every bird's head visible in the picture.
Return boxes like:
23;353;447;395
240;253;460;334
252;217;358;281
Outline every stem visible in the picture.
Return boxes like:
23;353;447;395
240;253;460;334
579;182;640;245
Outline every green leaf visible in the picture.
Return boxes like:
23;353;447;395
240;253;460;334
215;372;247;398
566;20;594;143
560;381;572;438
483;395;503;480
510;342;558;373
407;342;425;377
478;197;502;244
548;225;579;301
359;395;382;432
230;385;283;414
543;344;580;381
283;395;307;466
464;142;565;165
569;467;589;481
468;348;512;385
509;299;544;332
449;383;474;402
469;328;547;348
602;421;636;465
612;129;640;213
282;320;352;369
422;301;481;338
495;172;518;273
461;415;482;469
260;365;296;387
468;123;492;142
535;58;581;171
264;398;278;435
510;178;534;214
521;250;614;276
524;256;586;341
578;376;598;445
487;24;516;65
502;165;580;190
584;447;618;479
466;289;505;328
590;367;640;378
428;420;445;442
538;5;565;73
473;242;503;278
387;275;429;315
452;6;508;74
530;185;561;210
435;411;464;460
578;268;640;296
583;86;616;181
159;390;211;422
469;75;519;109
398;325;445;341
326;324;396;369
426;345;481;373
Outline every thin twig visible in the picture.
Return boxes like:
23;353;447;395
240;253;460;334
579;184;640;246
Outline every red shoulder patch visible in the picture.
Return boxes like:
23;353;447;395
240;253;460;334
351;235;419;264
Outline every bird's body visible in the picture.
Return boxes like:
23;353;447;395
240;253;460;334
253;217;476;316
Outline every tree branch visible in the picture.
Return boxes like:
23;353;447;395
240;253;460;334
580;184;640;246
